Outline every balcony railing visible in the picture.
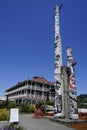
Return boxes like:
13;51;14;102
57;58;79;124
7;93;48;100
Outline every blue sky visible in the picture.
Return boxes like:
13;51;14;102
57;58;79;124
0;0;87;97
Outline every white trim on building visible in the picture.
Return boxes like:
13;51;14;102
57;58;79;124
5;76;54;104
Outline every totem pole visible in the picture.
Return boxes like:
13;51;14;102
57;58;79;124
54;5;63;117
66;47;79;119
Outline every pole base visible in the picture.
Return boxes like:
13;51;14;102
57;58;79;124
54;113;63;118
70;114;79;120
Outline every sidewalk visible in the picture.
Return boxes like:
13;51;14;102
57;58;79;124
0;114;76;130
19;114;75;130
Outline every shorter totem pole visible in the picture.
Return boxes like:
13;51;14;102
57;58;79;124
66;47;79;119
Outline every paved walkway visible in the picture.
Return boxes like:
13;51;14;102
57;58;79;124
19;114;76;130
0;114;76;130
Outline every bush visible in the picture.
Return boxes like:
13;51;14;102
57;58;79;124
7;101;16;110
45;100;54;106
0;109;8;121
35;101;54;107
0;102;6;109
29;105;35;113
35;101;44;108
19;102;35;113
19;102;25;113
24;103;31;113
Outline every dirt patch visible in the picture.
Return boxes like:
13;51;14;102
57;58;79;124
68;116;87;130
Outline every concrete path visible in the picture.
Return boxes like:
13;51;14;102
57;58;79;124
19;114;76;130
0;114;76;130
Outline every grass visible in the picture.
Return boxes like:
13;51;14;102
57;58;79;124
0;109;9;121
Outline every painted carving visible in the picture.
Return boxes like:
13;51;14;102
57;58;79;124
54;6;62;116
66;48;78;118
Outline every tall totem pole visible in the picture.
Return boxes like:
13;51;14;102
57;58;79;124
66;48;79;119
54;4;79;119
54;5;63;117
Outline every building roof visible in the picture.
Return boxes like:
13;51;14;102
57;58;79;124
5;76;54;92
32;76;53;85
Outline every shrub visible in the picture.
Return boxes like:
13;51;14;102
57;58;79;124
24;103;31;113
0;109;8;121
7;101;16;110
29;104;35;113
19;102;35;113
19;102;25;113
45;100;54;106
35;101;44;108
0;102;6;109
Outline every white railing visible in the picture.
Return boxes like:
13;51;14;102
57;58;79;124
5;85;29;95
8;94;27;99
